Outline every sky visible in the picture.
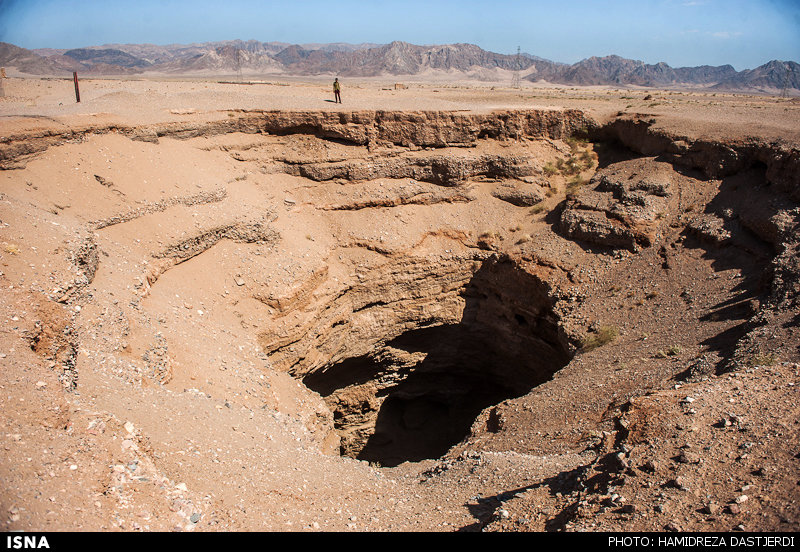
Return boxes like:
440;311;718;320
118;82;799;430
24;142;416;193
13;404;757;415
0;0;798;70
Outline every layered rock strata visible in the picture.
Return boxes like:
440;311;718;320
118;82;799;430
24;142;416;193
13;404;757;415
259;254;571;464
0;109;592;168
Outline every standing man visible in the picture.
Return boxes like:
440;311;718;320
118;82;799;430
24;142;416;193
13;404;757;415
333;78;342;104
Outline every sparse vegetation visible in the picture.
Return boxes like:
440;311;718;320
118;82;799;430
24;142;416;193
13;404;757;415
557;156;582;176
478;230;503;246
581;326;619;352
746;352;776;367
656;345;682;358
566;175;587;198
565;135;589;153
549;136;598;184
579;150;596;169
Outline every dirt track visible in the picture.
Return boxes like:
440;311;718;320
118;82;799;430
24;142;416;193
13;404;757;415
1;77;798;532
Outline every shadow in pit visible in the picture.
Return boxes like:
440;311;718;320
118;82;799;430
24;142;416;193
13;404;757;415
458;484;536;532
680;165;781;373
458;462;598;532
591;140;642;171
360;323;564;466
303;258;572;467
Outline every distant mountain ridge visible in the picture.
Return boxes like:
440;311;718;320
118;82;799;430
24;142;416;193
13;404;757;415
0;39;797;93
540;55;741;87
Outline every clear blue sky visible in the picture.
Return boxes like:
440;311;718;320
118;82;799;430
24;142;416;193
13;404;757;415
0;0;798;70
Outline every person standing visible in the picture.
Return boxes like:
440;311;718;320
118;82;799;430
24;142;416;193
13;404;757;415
333;78;342;103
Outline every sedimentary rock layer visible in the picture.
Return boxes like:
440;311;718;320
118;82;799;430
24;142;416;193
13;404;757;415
0;109;593;168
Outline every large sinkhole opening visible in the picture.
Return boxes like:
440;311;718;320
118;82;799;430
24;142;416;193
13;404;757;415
301;258;572;467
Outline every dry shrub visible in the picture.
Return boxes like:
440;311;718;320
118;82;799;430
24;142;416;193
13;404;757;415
581;326;619;352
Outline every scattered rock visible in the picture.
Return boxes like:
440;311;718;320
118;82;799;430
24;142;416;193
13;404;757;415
491;181;546;207
714;418;732;428
678;451;701;464
94;174;112;187
704;502;721;515
727;504;742;515
640;460;659;473
558;159;677;251
665;477;688;490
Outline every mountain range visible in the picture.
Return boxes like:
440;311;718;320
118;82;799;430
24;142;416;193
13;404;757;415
0;40;797;93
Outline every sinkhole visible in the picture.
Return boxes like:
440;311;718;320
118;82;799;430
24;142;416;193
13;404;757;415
299;257;573;467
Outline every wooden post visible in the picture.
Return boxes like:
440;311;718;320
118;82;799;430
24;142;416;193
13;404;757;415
73;72;80;103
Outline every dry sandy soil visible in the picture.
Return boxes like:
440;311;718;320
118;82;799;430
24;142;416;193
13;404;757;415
0;75;799;533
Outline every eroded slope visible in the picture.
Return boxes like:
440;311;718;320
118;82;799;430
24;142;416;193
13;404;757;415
0;107;798;532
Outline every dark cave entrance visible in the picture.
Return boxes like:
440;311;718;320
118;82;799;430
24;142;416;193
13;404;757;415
302;257;572;467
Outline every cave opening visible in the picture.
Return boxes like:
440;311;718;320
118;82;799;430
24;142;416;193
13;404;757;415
301;258;572;467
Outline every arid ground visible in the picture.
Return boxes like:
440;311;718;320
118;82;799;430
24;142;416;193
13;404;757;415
1;76;799;532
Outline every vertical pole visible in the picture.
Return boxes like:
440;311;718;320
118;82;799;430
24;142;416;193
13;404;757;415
73;72;80;103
